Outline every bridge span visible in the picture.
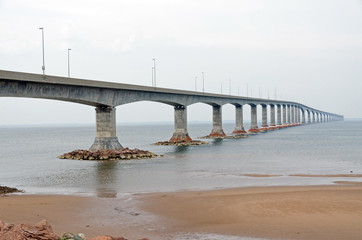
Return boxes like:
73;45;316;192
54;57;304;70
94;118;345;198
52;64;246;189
0;70;344;150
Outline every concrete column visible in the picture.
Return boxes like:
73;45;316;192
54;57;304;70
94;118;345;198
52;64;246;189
296;107;300;124
260;104;268;130
276;104;282;127
169;105;192;142
291;105;296;125
307;110;311;124
269;104;276;129
316;113;320;123
312;112;316;123
287;105;291;125
282;104;287;127
90;106;122;151
209;105;226;137
249;104;260;132
302;109;306;124
232;105;247;135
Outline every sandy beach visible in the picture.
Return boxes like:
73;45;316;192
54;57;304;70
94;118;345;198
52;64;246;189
1;184;362;239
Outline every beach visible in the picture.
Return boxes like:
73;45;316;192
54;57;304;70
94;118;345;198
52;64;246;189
1;183;362;240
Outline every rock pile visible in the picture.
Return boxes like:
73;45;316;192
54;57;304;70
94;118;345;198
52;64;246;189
58;148;157;161
153;140;207;146
0;219;58;240
0;219;150;240
0;186;23;195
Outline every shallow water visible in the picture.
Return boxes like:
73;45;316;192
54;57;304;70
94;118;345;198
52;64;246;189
0;120;361;196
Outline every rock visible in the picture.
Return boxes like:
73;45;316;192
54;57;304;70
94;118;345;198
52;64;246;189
91;236;127;240
0;219;58;240
0;186;23;195
58;149;157;161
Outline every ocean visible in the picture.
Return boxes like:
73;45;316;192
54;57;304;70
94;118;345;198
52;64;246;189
0;120;361;196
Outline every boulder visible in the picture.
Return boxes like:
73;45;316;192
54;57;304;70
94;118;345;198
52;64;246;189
91;236;127;240
0;219;58;240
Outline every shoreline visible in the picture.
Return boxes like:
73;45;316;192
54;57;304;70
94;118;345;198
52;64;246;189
1;183;362;239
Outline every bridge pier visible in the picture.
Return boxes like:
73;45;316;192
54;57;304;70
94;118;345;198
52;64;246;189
302;109;306;124
276;104;282;128
287;105;292;126
169;105;192;142
307;111;311;124
232;105;247;135
269;104;276;129
209;105;226;137
282;105;287;127
90;106;123;151
260;104;269;131
249;105;260;132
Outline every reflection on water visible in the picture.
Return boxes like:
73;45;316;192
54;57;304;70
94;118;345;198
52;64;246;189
95;161;118;198
0;120;362;195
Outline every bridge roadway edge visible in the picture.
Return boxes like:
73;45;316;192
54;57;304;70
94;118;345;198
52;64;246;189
0;70;344;150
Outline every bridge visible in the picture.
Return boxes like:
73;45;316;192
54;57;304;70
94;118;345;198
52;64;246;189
0;70;344;150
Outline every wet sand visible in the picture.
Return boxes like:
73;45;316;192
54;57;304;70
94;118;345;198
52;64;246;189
139;184;362;240
1;184;362;240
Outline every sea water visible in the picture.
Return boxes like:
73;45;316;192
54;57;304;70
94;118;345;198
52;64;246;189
0;120;361;196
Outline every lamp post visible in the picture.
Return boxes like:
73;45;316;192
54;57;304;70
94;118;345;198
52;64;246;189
229;79;231;95
246;84;248;97
202;72;205;93
221;82;223;94
152;58;156;87
67;48;71;78
39;27;45;77
151;67;154;86
195;76;197;91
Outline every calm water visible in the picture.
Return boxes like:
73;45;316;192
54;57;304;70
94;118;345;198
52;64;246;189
0;120;361;196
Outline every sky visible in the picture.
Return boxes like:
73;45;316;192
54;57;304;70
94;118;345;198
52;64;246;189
1;0;362;125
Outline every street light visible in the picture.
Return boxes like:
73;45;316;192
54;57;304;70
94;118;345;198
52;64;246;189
152;58;156;87
39;27;45;77
195;76;197;91
202;72;205;93
67;48;71;78
221;82;223;94
229;79;231;95
151;67;154;86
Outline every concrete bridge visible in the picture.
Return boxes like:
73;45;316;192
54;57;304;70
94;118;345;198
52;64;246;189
0;70;344;150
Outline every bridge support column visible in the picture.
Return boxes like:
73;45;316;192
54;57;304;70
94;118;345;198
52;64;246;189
249;105;260;132
312;112;316;123
302;110;306;124
269;105;276;129
287;105;292;126
276;104;282;128
296;106;300;125
307;111;311;124
169;105;192;142
260;105;268;131
291;105;296;125
282;105;287;127
90;106;122;151
232;105;247;135
209;105;226;137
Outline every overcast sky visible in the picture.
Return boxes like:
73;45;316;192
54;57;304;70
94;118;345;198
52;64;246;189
1;0;362;125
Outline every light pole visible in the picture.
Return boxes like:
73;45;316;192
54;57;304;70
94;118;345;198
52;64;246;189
238;86;240;96
229;79;231;95
221;82;223;94
246;84;248;97
202;72;205;93
151;67;154;86
67;48;71;78
39;27;45;77
152;58;156;87
195;76;197;91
